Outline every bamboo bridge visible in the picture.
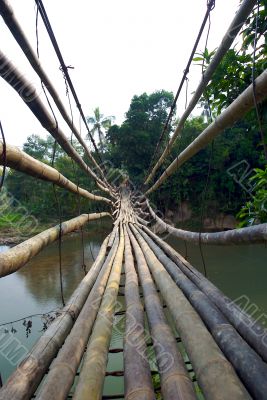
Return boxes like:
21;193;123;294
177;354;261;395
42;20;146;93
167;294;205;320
0;0;267;398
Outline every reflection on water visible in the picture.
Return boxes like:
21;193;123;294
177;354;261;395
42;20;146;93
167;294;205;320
0;223;266;394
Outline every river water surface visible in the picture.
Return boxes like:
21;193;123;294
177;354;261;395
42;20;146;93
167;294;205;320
0;222;266;397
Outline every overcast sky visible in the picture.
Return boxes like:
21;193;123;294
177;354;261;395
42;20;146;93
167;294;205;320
0;0;240;148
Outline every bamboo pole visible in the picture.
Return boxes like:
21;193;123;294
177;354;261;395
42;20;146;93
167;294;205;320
0;212;111;278
145;0;257;184
36;230;120;400
146;68;267;194
0;234;117;400
127;226;196;400
139;224;267;364
0;50;108;188
146;200;267;245
0;0;110;185
130;224;250;400
72;224;124;400
123;226;155;400
0;143;112;205
135;225;267;399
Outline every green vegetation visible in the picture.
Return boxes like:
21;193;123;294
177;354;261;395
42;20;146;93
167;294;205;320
2;1;266;229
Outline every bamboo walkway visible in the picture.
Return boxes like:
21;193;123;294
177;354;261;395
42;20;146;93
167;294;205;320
0;188;267;400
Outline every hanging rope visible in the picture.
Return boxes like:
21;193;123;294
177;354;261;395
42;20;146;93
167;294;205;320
0;121;6;190
145;0;216;182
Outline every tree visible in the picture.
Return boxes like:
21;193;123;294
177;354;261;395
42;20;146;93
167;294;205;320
86;107;114;149
106;90;174;184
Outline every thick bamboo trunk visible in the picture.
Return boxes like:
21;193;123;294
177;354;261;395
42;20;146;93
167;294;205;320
72;224;124;400
135;225;267;399
146;200;267;245
0;212;110;277
140;224;267;364
144;0;257;184
0;50;107;188
0;0;109;185
36;230;119;400
146;68;267;194
0;143;112;205
123;226;155;400
0;234;115;400
127;226;196;400
130;224;250;400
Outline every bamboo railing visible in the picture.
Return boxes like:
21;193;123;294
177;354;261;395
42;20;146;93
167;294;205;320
146;68;267;194
144;0;257;185
0;212;110;277
0;143;112;205
145;200;267;245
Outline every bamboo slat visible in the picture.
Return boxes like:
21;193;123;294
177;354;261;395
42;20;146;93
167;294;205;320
127;226;196;400
123;226;155;400
72;224;124;400
0;143;112;205
136;225;267;399
146;68;267;194
0;234;114;400
0;50;107;188
144;0;257;184
130;224;250;400
140;224;267;364
0;212;111;277
146;200;267;245
36;230;120;400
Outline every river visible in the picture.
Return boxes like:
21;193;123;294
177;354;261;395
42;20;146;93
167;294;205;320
0;222;266;397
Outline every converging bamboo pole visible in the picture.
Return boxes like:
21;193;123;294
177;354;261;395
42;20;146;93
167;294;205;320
0;234;117;400
140;224;267;364
127;226;196;400
0;0;109;185
0;143;112;205
36;230;120;400
130;224;250;400
123;226;155;400
0;50;108;188
146;68;267;194
146;200;267;245
0;212;111;277
73;224;125;400
135;225;267;399
145;0;257;184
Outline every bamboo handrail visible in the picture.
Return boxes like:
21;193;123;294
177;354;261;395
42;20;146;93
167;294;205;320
130;223;250;400
0;143;112;205
0;0;109;186
0;212;111;278
146;200;267;245
0;50;108;188
144;0;257;184
146;68;267;194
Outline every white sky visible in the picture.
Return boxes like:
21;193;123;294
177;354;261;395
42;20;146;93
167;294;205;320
0;0;240;148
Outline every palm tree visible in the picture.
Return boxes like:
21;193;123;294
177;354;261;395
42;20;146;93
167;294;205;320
87;107;114;148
